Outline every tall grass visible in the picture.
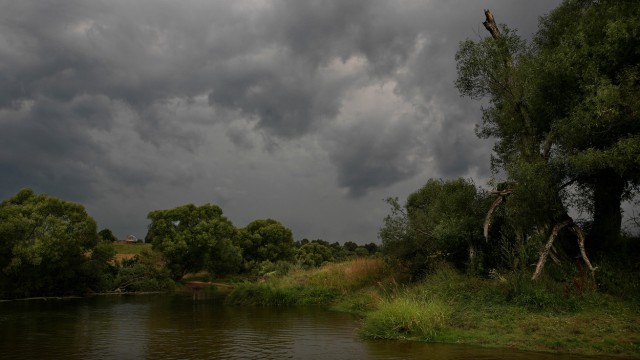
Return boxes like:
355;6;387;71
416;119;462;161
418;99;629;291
304;257;387;291
225;282;339;306
225;257;389;306
360;297;450;340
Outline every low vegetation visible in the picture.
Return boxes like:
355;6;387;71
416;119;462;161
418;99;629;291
225;258;639;357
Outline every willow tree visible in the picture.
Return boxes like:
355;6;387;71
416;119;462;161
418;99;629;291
455;1;640;279
533;0;640;254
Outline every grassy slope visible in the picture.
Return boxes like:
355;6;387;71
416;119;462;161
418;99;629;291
225;258;640;357
113;243;152;262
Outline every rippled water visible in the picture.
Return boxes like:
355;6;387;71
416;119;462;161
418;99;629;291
0;293;617;359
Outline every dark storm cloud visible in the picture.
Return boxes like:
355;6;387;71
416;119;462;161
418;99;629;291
1;96;109;201
328;112;427;197
0;0;565;240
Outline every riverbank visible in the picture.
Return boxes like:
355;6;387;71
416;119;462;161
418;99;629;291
223;258;640;358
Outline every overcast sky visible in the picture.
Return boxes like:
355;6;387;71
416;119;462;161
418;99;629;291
1;0;570;243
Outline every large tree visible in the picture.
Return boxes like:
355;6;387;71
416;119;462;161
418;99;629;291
235;218;295;267
455;2;639;277
146;203;242;279
533;0;640;252
0;189;114;298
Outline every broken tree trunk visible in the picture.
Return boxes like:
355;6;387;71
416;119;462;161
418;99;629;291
532;218;596;281
568;223;597;284
483;9;501;39
483;189;512;241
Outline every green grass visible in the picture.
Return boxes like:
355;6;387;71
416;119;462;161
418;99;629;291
364;265;640;357
223;259;640;357
225;257;391;307
360;297;450;340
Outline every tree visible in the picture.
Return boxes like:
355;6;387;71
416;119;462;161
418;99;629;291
533;0;640;253
98;228;118;242
455;3;639;278
235;219;295;267
380;179;486;278
146;203;241;280
343;241;359;252
296;242;334;269
363;242;380;255
0;188;114;298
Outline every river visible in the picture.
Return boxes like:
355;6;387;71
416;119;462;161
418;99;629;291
0;292;613;359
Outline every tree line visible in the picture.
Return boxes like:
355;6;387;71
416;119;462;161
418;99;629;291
0;189;377;299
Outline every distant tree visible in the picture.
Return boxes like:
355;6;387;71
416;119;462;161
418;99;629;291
0;188;114;298
235;219;295;266
98;228;117;242
296;238;310;248
343;241;359;252
363;242;379;255
296;242;334;269
354;247;369;257
146;203;241;280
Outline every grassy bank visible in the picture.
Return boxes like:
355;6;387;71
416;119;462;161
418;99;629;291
225;258;640;357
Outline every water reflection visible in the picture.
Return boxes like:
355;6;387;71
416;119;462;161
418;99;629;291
0;293;626;360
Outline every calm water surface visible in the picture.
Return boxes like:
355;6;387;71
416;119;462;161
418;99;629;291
0;292;614;359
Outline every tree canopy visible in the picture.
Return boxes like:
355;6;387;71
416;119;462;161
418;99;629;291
146;203;242;280
0;188;113;298
455;1;640;264
235;218;296;266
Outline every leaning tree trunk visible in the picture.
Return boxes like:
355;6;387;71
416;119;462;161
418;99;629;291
589;169;625;256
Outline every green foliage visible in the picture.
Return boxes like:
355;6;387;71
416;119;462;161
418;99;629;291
146;203;241;280
98;228;117;242
455;0;640;256
112;250;175;292
236;218;295;270
296;242;334;269
252;260;294;277
379;178;486;278
0;188;114;298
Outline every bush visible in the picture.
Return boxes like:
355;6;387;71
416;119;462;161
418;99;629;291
112;250;174;292
379;179;486;279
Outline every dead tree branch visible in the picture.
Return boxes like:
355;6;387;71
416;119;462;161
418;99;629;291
532;220;571;280
483;9;501;39
532;218;596;281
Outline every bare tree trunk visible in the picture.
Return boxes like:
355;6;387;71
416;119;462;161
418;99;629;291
589;169;624;255
483;9;501;39
532;220;571;280
569;223;596;284
532;218;596;281
484;196;504;241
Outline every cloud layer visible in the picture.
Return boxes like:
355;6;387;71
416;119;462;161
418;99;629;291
0;0;563;242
